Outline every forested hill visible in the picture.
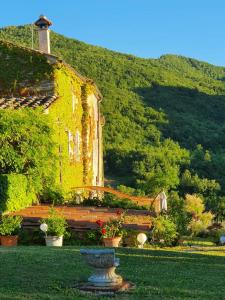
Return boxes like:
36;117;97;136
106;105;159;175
1;25;225;216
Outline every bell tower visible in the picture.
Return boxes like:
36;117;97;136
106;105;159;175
34;15;52;54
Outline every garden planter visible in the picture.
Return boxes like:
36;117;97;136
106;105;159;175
103;237;122;248
80;249;123;287
45;236;63;247
1;235;18;247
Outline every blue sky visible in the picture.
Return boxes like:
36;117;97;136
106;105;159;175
1;0;225;66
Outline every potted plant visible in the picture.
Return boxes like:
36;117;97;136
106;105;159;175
0;215;23;246
96;209;126;247
40;208;67;247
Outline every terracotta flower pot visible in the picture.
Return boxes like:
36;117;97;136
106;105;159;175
103;237;122;248
1;235;18;247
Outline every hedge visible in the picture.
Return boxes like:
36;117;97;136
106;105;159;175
0;174;36;212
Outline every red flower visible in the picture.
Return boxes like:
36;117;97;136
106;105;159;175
116;209;122;216
101;228;107;235
96;219;104;227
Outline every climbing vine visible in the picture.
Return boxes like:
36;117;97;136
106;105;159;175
81;84;89;184
0;40;53;95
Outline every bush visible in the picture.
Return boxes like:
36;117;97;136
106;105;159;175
184;194;214;236
188;212;214;236
63;230;102;246
41;209;68;237
68;191;84;205
0;109;56;194
0;215;22;236
117;185;145;196
39;187;64;205
82;197;102;207
197;223;223;244
184;194;205;217
0;174;36;212
151;215;178;245
82;193;146;210
122;230;139;247
168;191;190;236
18;228;44;245
103;194;146;209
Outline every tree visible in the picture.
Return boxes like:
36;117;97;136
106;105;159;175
133;140;189;195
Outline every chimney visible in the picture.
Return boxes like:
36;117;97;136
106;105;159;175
34;15;52;54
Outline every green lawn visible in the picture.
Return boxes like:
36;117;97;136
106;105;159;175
0;246;225;299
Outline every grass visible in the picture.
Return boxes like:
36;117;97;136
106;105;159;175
0;246;225;299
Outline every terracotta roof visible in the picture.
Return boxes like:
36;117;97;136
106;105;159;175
0;95;58;110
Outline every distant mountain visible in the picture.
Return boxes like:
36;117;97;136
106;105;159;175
1;25;225;211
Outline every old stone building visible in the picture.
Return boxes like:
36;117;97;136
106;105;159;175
0;16;104;193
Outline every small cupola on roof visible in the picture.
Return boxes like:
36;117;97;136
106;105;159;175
34;15;52;54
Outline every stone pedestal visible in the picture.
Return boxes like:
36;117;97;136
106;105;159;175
88;265;122;287
79;249;133;294
80;249;122;286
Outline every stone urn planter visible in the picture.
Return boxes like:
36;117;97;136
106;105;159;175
103;237;122;248
1;235;18;247
80;249;123;287
45;236;63;247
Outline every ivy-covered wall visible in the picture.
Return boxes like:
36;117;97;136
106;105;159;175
49;64;84;191
50;64;103;192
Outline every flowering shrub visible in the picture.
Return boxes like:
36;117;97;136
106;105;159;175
96;209;126;238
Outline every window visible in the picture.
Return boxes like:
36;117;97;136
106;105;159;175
74;130;81;162
67;130;74;158
72;94;78;113
67;129;81;162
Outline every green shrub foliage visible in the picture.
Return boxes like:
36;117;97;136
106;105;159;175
0;215;22;236
151;215;178;245
82;193;146;210
0;174;36;212
167;191;190;236
184;194;214;236
39;187;64;206
0;109;56;195
41;209;68;237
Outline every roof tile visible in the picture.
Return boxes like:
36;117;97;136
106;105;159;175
0;95;58;110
